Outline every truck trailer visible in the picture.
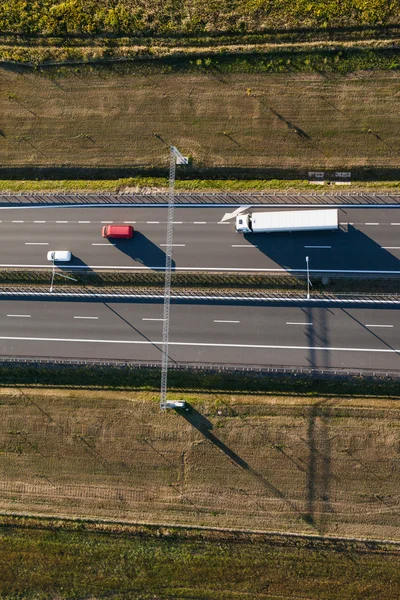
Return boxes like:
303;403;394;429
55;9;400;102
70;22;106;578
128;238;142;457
235;208;339;234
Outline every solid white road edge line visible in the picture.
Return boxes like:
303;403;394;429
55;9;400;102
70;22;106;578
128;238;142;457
0;336;399;353
0;264;398;275
2;203;400;210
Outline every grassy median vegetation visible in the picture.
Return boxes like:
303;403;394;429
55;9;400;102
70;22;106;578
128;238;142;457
0;517;399;600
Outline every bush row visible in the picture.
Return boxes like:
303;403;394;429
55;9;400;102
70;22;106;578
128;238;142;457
0;0;399;37
1;43;399;74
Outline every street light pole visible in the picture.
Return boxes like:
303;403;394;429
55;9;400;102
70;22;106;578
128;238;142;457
306;255;310;299
50;253;55;293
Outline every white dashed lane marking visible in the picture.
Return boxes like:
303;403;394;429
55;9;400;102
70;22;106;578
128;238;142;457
365;324;393;328
214;320;240;323
74;316;99;320
25;242;48;245
7;314;31;318
142;318;165;321
286;322;313;326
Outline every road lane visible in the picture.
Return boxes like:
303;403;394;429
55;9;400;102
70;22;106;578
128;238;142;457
0;301;398;370
0;206;398;273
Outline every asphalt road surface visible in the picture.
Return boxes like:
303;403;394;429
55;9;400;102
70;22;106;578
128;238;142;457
0;206;399;273
0;300;399;371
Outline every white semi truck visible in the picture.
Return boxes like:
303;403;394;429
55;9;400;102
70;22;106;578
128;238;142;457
235;208;339;234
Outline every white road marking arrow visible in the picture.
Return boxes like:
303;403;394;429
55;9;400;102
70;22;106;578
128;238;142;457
220;205;250;222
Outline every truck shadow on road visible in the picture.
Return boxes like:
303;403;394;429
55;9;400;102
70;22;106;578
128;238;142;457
244;224;400;273
113;232;175;270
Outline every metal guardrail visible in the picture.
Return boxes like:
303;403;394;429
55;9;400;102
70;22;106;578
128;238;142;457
0;191;400;206
1;355;399;379
0;287;399;303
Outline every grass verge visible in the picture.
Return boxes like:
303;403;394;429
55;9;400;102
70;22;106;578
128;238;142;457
2;178;400;193
0;361;398;394
0;516;399;600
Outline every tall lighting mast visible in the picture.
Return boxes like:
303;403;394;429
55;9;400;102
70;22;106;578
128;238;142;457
160;146;188;410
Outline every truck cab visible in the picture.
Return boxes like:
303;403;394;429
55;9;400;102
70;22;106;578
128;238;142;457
235;214;252;233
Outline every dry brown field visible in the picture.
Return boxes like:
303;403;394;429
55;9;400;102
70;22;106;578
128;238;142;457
1;67;400;172
0;386;399;541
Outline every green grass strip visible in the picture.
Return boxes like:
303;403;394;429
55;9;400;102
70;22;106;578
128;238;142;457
0;517;398;600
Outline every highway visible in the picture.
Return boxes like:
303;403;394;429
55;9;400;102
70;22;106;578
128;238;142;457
0;206;398;273
0;300;399;370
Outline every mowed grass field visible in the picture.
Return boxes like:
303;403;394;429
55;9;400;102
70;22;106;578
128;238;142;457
1;67;400;172
1;519;400;600
1;386;399;541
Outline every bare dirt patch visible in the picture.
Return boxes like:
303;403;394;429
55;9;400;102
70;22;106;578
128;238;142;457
0;387;399;541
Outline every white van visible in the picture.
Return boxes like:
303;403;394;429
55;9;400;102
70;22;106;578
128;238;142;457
47;250;72;262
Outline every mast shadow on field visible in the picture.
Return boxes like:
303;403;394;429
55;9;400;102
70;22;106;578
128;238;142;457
176;404;315;527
